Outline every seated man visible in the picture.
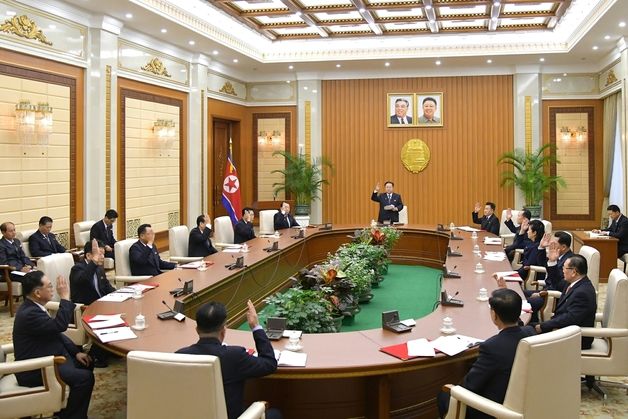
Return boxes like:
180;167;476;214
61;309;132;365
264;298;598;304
593;204;628;258
533;254;597;349
70;239;115;305
129;224;176;276
503;209;532;261
234;207;256;244
177;300;281;419
437;289;535;419
0;221;34;282
472;201;499;236
273;201;300;231
89;209;118;259
188;215;217;257
29;216;66;257
13;271;94;419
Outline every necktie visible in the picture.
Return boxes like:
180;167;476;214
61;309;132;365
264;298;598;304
44;235;51;245
93;272;102;297
401;119;405;124
387;194;391;203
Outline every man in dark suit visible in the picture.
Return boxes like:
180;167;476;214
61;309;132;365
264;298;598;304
503;209;532;261
273;202;300;231
516;220;546;284
370;181;404;224
234;207;256;244
389;98;412;124
534;254;597;349
176;300;280;419
472;201;500;236
70;239;115;305
188;215;218;257
89;209;118;259
0;221;34;282
13;271;94;419
593;204;628;258
129;224;176;276
29;216;66;257
437;288;535;419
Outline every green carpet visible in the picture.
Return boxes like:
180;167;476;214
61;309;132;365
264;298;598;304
239;264;441;332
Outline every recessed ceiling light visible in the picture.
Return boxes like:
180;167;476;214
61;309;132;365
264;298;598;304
604;35;611;40
286;80;291;84
539;58;545;62
125;13;133;19
487;59;493;63
288;65;294;69
336;64;341;68
494;1;501;6
359;8;365;13
161;28;167;33
312;90;318;93
563;73;567;76
592;45;599;50
304;86;309;90
212;50;219;55
425;5;432;10
48;24;56;29
384;62;390;67
188;40;195;45
6;11;16;16
233;59;238;63
296;11;302;16
435;60;441;65
619;21;626;28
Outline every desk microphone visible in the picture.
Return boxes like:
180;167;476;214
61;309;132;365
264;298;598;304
443;264;461;279
450;230;463;240
169;278;184;296
447;246;463;257
441;290;464;307
158;300;186;321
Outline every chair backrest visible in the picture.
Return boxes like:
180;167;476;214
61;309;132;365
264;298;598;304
398;206;408;224
168;225;190;258
259;210;277;235
601;269;628;328
127;351;228;418
213;216;234;245
114;239;137;277
16;229;37;258
73;220;96;248
578;245;600;291
36;253;75;302
540;219;552;234
499;209;522;236
503;325;581;418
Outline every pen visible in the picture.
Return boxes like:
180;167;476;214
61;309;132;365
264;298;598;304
100;330;119;335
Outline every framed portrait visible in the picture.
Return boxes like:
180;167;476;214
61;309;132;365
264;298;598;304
416;93;443;127
387;93;415;127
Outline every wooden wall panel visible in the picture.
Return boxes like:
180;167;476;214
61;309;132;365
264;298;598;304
322;76;514;226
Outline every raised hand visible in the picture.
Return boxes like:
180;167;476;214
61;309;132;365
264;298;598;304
506;208;512;220
374;182;380;192
474;202;481;213
246;299;260;329
492;273;507;289
547;241;560;262
56;275;70;301
540;232;552;248
519;218;529;233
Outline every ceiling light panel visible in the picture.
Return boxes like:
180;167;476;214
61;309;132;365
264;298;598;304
440;19;486;29
503;3;554;13
254;15;305;24
326;24;372;33
383;22;427;31
298;0;353;6
313;11;363;21
438;5;487;16
272;27;321;35
500;17;547;27
373;9;423;19
231;0;287;11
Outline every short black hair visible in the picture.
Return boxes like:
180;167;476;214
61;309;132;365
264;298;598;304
105;209;118;219
242;207;254;216
529;219;545;241
84;239;105;254
566;254;588;276
554;231;572;248
485;202;496;211
422;97;437;106
195;301;227;334
489;288;522;324
22;270;45;297
196;215;207;227
384;181;394;187
0;222;13;233
394;98;409;106
280;201;289;208
39;216;53;226
521;209;532;220
607;204;621;213
137;224;151;237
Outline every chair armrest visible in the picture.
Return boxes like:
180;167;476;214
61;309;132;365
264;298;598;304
530;265;547;274
595;312;603;323
580;327;628;338
500;233;515;239
540;290;562;298
0;264;17;271
0;355;65;376
44;301;84;326
1;343;14;354
238;401;267;419
170;256;204;263
449;386;523;419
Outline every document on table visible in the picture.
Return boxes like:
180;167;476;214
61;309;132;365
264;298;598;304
94;326;137;343
588;231;608;239
407;338;435;357
483;251;506;261
222;248;242;253
179;261;204;269
457;226;481;232
431;335;483;356
283;330;303;339
483;237;503;245
97;293;131;303
277;351;307;367
86;314;126;329
494;271;522;282
117;283;157;293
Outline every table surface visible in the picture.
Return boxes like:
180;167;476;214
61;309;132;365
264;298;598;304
83;225;527;376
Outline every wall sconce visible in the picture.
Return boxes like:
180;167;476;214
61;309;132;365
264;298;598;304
257;130;281;146
560;126;587;142
153;119;176;139
15;100;53;145
36;103;53;144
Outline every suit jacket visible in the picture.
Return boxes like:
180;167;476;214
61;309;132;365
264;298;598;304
371;192;403;223
544;250;574;291
129;241;176;276
28;231;66;257
70;260;115;305
188;226;217;257
604;214;628;257
517;240;546;283
234;219;255;244
176;329;277;419
472;212;500;236
390;115;412;124
504;221;532;254
273;212;300;231
461;326;536;419
0;237;34;270
89;220;116;248
418;115;440;124
13;298;79;386
540;276;597;349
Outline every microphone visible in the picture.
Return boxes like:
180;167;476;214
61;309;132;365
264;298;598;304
158;300;186;321
449;291;460;301
450;230;463;240
441;290;464;307
447;246;463;257
169;278;184;296
162;299;175;312
443;264;461;279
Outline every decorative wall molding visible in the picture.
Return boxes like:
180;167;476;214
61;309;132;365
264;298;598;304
599;60;622;94
118;39;189;86
141;57;172;78
0;14;51;45
219;81;237;96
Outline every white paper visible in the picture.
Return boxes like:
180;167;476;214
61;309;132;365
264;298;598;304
88;314;122;322
10;270;27;276
431;335;479;356
278;351;307;367
221;248;241;253
400;319;416;327
407;338;435;357
223;244;243;249
179;261;204;269
494;271;518;277
521;301;532;314
457;226;481;232
88;316;126;330
94;326;137;343
97;293;131;303
283;330;303;339
504;276;523;283
483;238;503;245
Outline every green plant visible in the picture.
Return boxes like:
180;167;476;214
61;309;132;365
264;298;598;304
263;288;338;333
497;144;566;206
271;150;333;214
338;257;374;298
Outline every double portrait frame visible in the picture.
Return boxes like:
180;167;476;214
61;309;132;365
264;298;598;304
387;93;443;128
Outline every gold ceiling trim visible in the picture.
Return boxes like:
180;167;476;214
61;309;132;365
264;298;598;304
141;57;172;78
605;70;617;86
219;81;238;96
0;15;52;46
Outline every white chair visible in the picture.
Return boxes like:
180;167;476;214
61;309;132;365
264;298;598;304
0;343;68;418
398;206;408;224
258;210;277;235
540;219;552;235
113;239;152;286
0;266;22;317
444;326;581;419
127;351;267;419
44;301;86;347
168;225;203;263
213;216;235;248
36;253;75;302
579;245;600;292
499;209;522;245
16;229;38;260
621;254;628;273
581;269;628;398
73;220;115;270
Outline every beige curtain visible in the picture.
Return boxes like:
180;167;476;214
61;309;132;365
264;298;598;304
603;93;620;195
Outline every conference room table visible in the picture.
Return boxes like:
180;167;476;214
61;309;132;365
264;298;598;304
84;225;528;419
572;230;618;283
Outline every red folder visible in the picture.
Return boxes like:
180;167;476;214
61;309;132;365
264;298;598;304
380;342;418;361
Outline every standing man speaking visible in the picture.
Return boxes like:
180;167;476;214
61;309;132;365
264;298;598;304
371;181;404;224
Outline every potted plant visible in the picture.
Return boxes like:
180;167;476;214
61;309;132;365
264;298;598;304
263;288;338;333
272;150;333;222
497;144;566;218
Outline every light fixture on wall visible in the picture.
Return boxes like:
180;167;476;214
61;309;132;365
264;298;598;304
36;103;53;144
560;126;587;142
15;100;53;145
153;119;176;139
257;130;281;146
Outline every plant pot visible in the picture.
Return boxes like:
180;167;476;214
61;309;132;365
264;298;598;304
359;292;373;304
524;205;542;219
294;215;311;227
294;204;310;216
332;314;344;331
